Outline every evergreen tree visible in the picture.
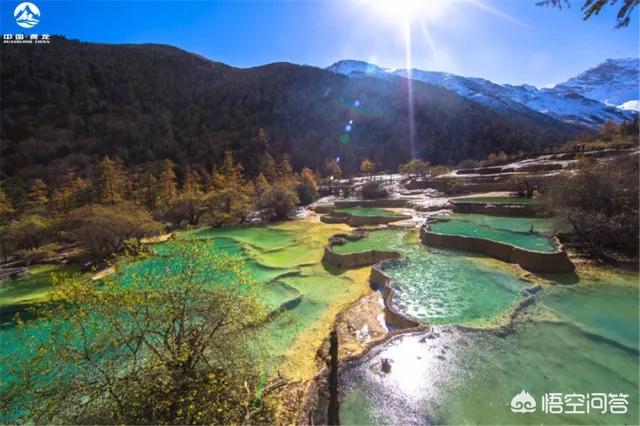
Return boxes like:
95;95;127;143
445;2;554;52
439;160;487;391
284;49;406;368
0;183;15;220
99;156;127;204
257;127;269;145
600;119;617;141
277;154;294;186
0;183;15;262
140;171;158;210
209;165;226;191
183;167;202;195
260;152;277;183
27;178;49;210
221;150;244;188
157;159;177;205
296;168;318;205
51;171;81;211
324;159;342;179
254;173;271;200
360;159;376;176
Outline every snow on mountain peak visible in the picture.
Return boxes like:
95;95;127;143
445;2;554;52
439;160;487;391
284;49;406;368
326;58;638;127
554;58;639;107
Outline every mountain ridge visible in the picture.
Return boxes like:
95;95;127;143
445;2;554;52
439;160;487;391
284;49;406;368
1;37;585;186
327;58;639;127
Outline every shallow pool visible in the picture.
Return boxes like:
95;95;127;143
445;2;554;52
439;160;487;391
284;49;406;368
382;246;524;325
339;270;639;425
333;228;526;325
430;216;557;252
333;207;401;217
0;220;372;412
332;229;411;254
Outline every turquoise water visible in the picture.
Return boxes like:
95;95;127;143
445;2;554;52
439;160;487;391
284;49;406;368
430;216;557;252
333;228;526;325
3;213;638;425
1;220;373;421
437;213;555;234
332;229;411;254
382;246;524;325
339;271;640;425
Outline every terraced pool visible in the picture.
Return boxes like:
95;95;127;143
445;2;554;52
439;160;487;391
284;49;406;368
430;214;557;252
2;213;637;425
0;221;372;401
332;228;526;325
333;207;402;217
331;229;411;254
338;268;639;425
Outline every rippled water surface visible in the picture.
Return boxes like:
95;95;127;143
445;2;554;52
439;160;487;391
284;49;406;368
430;214;557;252
333;207;401;217
332;228;526;325
339;270;639;425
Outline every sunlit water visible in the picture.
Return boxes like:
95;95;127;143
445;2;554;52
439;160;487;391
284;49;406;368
339;270;639;425
0;220;370;417
332;228;526;325
430;214;557;252
2;215;638;425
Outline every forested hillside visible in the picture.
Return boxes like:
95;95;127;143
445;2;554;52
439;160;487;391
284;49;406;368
1;37;582;189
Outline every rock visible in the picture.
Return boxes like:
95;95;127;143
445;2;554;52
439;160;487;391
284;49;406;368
381;358;392;374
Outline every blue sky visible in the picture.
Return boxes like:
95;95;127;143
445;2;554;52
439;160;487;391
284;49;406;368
1;0;638;86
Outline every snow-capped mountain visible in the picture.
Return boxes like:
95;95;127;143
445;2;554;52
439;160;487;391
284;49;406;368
326;58;638;127
553;58;639;110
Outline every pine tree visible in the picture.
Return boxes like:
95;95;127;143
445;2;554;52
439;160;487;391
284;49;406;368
221;150;245;189
99;156;127;204
28;178;49;209
324;159;342;179
600;119;617;141
209;165;226;191
0;183;15;220
254;173;271;199
205;150;254;226
260;152;277;183
0;183;15;263
143;172;158;210
257;128;269;145
183;167;202;195
51;171;78;211
297;168;318;205
360;159;376;176
157;159;177;205
277;154;294;186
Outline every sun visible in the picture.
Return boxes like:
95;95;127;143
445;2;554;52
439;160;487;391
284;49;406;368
363;0;452;24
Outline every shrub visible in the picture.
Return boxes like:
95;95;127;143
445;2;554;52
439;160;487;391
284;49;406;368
547;156;639;258
63;203;164;261
457;159;480;169
359;180;388;199
296;168;318;205
259;184;300;219
205;187;253;227
6;215;51;251
398;158;430;177
1;241;276;424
